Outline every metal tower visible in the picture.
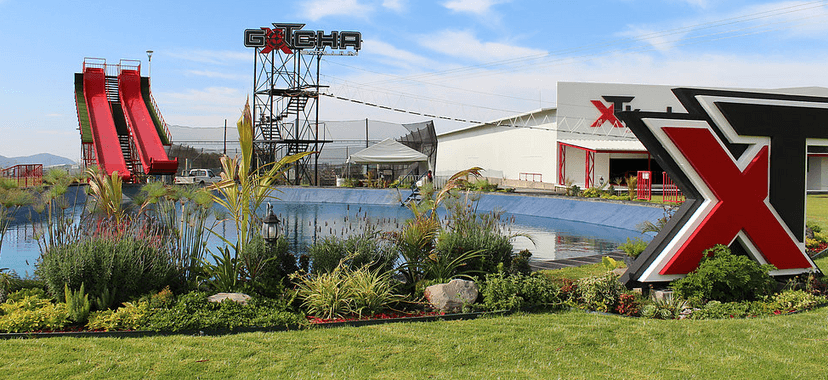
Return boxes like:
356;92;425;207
252;49;325;185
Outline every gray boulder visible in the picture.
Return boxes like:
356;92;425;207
207;292;252;305
424;279;479;312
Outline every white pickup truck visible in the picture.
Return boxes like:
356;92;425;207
174;169;222;186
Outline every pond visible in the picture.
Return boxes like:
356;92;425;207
0;196;651;277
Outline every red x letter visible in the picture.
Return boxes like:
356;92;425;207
590;100;624;128
660;127;811;274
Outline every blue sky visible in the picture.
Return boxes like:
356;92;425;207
2;0;828;160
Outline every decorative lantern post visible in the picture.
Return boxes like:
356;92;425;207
261;202;280;242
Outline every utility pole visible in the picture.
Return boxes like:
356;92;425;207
223;119;227;155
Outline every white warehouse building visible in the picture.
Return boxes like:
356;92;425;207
436;81;828;191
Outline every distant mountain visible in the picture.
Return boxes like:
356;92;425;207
0;153;76;168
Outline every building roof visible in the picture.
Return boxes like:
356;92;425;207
437;107;557;138
559;139;647;152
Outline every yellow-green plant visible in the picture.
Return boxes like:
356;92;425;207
85;166;125;224
209;98;311;259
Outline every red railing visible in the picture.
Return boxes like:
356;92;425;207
1;164;43;188
663;172;685;203
519;172;542;182
637;170;652;201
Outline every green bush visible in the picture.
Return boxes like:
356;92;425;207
241;235;297;297
36;236;179;308
618;237;648;258
141;291;302;332
87;301;148;331
575;272;626;312
480;272;561;311
769;289;826;312
670;245;777;303
0;294;69;333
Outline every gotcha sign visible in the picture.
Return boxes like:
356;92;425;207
244;23;361;54
618;87;827;285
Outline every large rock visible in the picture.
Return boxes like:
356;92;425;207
207;292;252;305
424;279;479;312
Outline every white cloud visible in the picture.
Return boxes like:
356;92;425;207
166;50;250;65
382;0;405;12
676;0;708;9
621;1;828;53
186;70;247;81
156;87;247;127
363;39;435;68
417;30;546;62
442;0;507;15
304;0;373;21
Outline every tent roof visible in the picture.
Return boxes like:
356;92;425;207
559;139;647;152
347;138;428;164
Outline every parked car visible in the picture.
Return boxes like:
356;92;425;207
174;169;221;186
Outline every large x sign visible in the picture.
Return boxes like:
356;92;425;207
619;88;828;284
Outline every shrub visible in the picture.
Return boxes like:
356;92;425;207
618;237;648;259
670;245;777;303
141;291;302;332
0;294;69;333
36;236;179;308
615;293;641;316
293;265;404;319
87;301;148;331
575;272;626;312
481;272;561;311
241;235;297;297
769;289;826;312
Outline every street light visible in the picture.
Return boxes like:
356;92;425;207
261;203;281;241
146;50;153;80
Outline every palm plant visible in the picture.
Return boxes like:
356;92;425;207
207;98;311;288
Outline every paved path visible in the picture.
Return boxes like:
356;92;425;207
529;251;628;271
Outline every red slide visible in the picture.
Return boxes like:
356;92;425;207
118;69;178;175
83;67;132;182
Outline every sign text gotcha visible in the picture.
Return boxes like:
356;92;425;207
245;23;362;53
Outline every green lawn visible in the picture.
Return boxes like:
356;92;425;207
1;307;826;379
808;194;828;229
3;198;828;379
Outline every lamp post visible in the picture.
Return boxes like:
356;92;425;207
261;203;280;242
146;50;153;81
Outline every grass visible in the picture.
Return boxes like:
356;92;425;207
3;198;828;379
808;194;828;229
1;307;827;379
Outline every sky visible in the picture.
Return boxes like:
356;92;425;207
2;0;828;161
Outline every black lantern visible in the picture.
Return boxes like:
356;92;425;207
261;203;280;241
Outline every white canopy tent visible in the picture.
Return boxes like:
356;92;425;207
347;138;428;164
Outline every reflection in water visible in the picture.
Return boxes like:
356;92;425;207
0;201;650;276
